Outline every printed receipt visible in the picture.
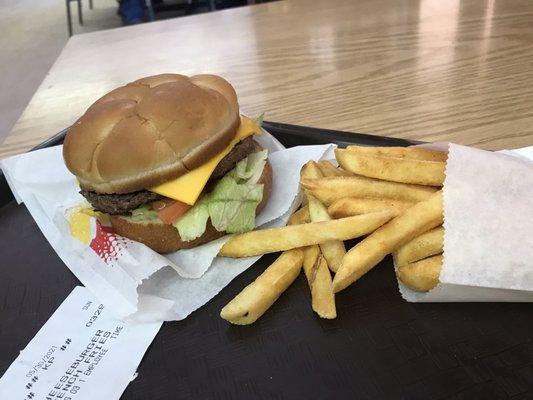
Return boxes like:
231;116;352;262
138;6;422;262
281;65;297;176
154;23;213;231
0;286;162;400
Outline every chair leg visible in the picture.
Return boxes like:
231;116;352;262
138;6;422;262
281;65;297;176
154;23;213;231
208;0;216;11
66;0;73;36
145;0;155;21
77;0;83;25
89;0;93;9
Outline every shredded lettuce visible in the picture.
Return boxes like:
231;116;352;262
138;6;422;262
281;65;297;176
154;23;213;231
174;150;268;241
229;149;267;184
173;199;210;242
129;205;160;222
255;113;265;128
208;177;264;233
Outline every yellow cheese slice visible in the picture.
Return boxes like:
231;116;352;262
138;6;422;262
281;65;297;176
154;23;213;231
149;116;261;205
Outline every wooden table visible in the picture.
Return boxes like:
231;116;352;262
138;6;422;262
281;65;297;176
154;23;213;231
2;0;533;158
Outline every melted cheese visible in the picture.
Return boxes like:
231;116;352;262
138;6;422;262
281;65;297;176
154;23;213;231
149;116;261;205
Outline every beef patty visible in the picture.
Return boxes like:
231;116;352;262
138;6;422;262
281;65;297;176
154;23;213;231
211;136;260;179
80;189;163;215
81;137;260;215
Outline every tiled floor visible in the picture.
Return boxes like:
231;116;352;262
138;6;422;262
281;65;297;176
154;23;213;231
0;0;121;144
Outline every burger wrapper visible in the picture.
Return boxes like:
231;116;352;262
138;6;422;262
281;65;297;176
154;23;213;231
397;143;533;302
0;131;336;321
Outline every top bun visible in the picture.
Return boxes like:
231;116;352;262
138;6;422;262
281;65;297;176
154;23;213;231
63;74;240;194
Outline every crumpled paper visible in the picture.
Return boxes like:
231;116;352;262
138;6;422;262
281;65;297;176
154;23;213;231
398;144;533;302
1;131;335;321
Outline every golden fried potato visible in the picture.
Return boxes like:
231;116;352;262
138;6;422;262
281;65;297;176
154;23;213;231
397;255;442;292
302;246;336;319
335;149;445;186
328;197;415;218
219;211;394;257
287;205;310;225
333;191;443;292
300;161;323;205
394;226;444;267
346;145;447;162
301;160;324;180
317;160;352;177
307;195;346;272
220;249;304;325
301;176;437;206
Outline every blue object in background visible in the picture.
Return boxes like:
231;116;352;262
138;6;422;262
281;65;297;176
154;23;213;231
118;0;146;24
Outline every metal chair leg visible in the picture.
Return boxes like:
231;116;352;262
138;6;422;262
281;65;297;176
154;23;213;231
89;0;93;9
145;0;155;21
208;0;216;11
66;0;73;36
77;0;83;25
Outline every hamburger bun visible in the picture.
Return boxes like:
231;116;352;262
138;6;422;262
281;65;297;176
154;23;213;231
63;74;240;194
109;160;273;253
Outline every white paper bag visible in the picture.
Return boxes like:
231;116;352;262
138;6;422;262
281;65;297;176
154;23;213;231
399;144;533;302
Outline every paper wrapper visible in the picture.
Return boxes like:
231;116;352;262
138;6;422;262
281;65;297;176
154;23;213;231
0;131;335;321
398;143;533;302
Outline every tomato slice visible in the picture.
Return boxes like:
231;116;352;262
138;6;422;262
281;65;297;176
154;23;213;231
151;199;191;225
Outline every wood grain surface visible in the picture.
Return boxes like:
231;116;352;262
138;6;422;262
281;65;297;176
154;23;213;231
1;0;533;158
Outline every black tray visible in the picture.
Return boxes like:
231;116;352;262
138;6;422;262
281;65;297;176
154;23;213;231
1;122;531;400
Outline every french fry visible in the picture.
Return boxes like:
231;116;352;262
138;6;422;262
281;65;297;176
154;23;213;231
328;197;415;219
333;191;443;292
346;145;447;162
292;176;337;318
307;195;346;272
301;160;324;180
303;245;336;319
289;206;336;318
317;160;352;177
301;176;437;206
300;161;323;205
397;255;442;292
394;226;444;267
220;249;304;325
288;205;310;225
336;148;446;186
220;211;395;257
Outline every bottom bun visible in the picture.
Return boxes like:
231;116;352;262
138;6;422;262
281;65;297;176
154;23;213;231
110;160;272;253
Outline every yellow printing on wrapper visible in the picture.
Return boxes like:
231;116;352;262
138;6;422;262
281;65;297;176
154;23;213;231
67;206;109;244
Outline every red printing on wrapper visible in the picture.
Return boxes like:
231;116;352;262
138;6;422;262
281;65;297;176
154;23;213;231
67;206;132;264
89;220;129;264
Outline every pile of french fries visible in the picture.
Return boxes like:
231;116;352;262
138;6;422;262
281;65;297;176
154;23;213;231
220;146;447;325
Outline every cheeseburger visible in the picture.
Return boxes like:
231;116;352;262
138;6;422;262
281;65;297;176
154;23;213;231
63;74;272;253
